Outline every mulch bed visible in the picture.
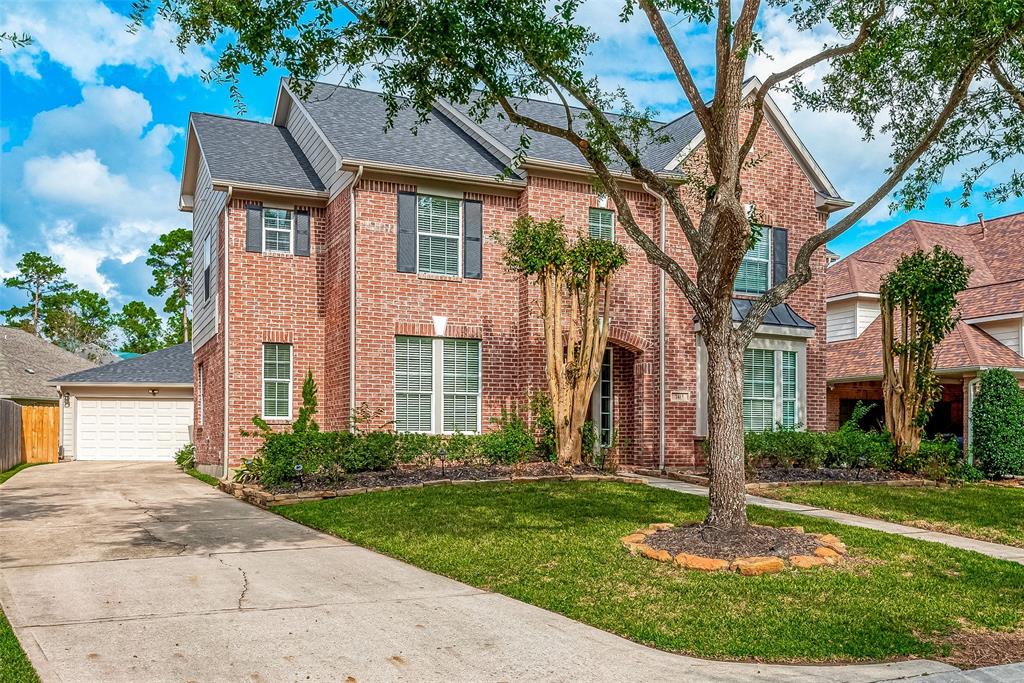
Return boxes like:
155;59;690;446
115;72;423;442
749;467;913;483
645;523;822;561
934;628;1024;669
272;461;598;494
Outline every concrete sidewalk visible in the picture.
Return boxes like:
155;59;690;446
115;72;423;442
637;475;1024;565
0;462;969;682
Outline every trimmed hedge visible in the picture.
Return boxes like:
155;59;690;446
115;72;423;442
972;368;1024;477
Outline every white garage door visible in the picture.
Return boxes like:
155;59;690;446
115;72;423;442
76;398;193;461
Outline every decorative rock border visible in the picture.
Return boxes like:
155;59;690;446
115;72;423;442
620;523;848;575
219;473;647;508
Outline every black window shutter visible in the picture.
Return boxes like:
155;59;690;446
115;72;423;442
463;199;483;279
397;191;417;273
772;227;788;286
245;203;263;252
294;209;311;256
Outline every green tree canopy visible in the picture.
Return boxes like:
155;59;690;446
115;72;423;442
115;300;165;354
1;251;72;335
42;287;114;353
146;228;192;343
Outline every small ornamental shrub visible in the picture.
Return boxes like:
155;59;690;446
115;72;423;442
744;427;827;469
905;436;962;481
972;368;1024;477
174;442;195;469
480;408;535;464
824;403;895;470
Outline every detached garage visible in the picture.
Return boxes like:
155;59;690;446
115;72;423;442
51;343;194;462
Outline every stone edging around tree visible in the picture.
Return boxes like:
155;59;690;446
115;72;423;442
626;468;940;492
621;523;849;575
218;473;649;508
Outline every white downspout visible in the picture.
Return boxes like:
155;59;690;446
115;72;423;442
641;183;668;472
349;165;364;423
222;186;233;480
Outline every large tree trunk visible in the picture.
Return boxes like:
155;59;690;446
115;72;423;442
881;301;921;459
702;316;749;531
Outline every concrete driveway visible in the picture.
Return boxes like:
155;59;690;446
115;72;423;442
0;462;959;683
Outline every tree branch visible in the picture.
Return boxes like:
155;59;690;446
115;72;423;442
988;57;1024;113
738;2;886;165
737;48;990;342
638;0;714;136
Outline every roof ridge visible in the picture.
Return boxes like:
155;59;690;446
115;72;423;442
191;111;271;126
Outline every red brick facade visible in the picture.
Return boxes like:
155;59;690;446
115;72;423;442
192;117;829;473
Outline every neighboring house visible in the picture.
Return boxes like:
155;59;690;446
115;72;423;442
180;77;851;477
826;212;1024;441
0;328;96;405
51;343;194;461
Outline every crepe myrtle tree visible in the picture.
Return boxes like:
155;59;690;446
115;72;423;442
135;0;1024;531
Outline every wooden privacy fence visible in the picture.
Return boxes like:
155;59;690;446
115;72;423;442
0;399;21;471
0;399;60;469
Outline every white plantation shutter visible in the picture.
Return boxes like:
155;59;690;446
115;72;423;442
743;348;775;431
443;339;481;432
417;195;461;275
735;229;770;294
395;336;434;432
781;350;797;428
588;208;614;240
263;343;292;418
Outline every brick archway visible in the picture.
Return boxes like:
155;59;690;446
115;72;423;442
607;326;651;355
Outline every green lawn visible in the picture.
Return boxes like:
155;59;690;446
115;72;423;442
0;463;40;486
0;468;41;683
275;482;1024;665
762;483;1024;548
0;610;38;683
184;467;220;487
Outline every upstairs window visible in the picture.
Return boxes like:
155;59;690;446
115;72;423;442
417;195;461;276
263;208;293;254
735;228;770;294
588;208;615;241
203;234;212;300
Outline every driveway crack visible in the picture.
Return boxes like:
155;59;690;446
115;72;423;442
214;555;250;608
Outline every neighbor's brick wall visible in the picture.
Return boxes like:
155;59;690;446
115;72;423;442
194;109;832;470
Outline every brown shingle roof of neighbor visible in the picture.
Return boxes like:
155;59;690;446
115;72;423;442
827;317;1024;381
0;328;97;402
826;212;1024;301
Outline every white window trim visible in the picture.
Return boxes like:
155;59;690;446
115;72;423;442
695;334;806;437
590;347;614;448
262;343;293;420
394;336;482;434
263;208;294;255
734;226;772;295
416;194;463;277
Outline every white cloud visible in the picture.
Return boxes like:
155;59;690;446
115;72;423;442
2;85;185;303
0;0;212;83
25;150;134;207
0;224;17;279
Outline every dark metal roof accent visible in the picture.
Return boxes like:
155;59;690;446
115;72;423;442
52;342;194;385
692;300;815;330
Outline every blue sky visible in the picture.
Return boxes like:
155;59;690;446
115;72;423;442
2;0;1021;322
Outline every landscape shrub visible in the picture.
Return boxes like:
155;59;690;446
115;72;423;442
972;368;1024;477
744;428;827;469
174;442;195;470
903;436;962;481
480;408;535;464
824;402;895;469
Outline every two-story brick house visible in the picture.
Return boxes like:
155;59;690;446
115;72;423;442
179;77;850;478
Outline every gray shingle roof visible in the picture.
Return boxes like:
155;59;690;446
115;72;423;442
0;328;97;401
191;113;326;192
296;83;510;178
52;342;193;385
